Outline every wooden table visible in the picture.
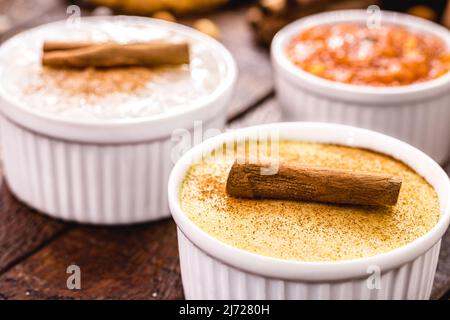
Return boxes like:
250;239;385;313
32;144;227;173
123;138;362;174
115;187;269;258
0;0;449;300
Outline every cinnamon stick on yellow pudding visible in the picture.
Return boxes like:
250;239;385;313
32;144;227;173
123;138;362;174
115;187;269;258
181;141;440;262
226;159;402;206
42;40;190;68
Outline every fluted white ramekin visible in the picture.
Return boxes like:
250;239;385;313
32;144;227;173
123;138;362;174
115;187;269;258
169;122;450;300
272;10;450;164
0;16;237;224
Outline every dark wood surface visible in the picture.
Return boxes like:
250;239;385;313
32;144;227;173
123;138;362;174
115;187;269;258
0;0;448;300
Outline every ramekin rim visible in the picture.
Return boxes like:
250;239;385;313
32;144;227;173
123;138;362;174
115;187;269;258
271;10;450;98
168;122;450;281
0;15;238;128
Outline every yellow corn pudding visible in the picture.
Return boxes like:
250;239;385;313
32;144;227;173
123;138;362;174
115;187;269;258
180;141;440;262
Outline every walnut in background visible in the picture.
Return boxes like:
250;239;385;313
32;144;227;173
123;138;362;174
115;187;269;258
247;0;377;45
442;0;450;28
247;0;450;46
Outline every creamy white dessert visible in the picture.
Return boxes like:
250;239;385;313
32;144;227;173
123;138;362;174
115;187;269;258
0;17;226;121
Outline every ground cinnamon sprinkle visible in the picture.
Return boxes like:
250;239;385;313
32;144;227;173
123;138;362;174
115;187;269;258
28;67;153;97
180;141;440;262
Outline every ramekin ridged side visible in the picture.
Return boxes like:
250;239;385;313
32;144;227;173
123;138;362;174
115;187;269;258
0;113;225;224
272;10;450;164
276;80;450;163
178;230;441;300
168;123;450;300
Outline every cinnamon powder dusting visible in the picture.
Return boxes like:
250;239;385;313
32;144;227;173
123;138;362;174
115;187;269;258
180;141;440;262
28;67;153;97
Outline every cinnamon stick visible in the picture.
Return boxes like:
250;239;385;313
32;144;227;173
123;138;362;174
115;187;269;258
226;159;402;206
42;41;190;68
43;41;96;52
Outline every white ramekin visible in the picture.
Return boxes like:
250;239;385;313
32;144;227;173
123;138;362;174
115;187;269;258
169;122;450;300
272;10;450;164
0;16;237;224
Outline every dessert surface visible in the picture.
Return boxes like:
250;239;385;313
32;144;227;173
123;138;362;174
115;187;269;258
0;18;224;121
181;141;440;262
286;23;450;86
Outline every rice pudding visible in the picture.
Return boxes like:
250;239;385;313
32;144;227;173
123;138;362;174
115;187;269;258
0;16;236;224
0;17;225;121
180;141;440;262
